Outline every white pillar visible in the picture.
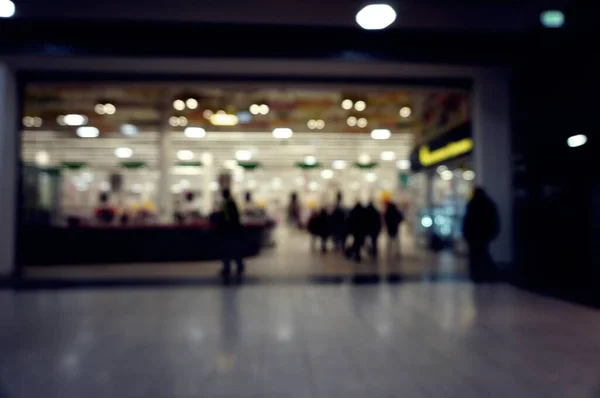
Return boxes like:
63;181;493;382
473;69;513;264
201;152;213;215
157;128;172;223
0;64;17;277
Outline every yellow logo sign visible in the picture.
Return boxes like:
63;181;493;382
418;138;473;167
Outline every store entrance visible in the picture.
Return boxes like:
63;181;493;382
18;82;470;280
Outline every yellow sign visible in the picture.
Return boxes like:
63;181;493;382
418;138;473;167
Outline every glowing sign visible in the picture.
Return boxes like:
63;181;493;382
418;138;473;167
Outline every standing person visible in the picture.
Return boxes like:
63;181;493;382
346;201;367;262
216;188;245;277
462;187;500;282
365;201;382;258
317;208;330;253
384;202;405;258
330;197;347;252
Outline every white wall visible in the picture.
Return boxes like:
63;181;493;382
0;64;17;277
473;69;513;264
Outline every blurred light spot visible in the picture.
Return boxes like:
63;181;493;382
333;160;347;170
35;151;50;166
304;155;317;165
462;170;475;181
321;169;334;179
421;216;433;228
365;172;377;182
567;134;587;148
541;10;564;28
273;128;293;139
356;4;397;30
436;165;448;174
114;147;133;159
354;100;366;111
347;116;357;127
380;151;396;161
396;159;411;170
0;0;16;18
64;114;88;126
235;150;253;161
184;127;206;138
342;99;353;110
177;150;194;161
76;126;99;138
370;129;390;140
173;99;185;111
186;98;198;110
120;124;138;136
357;117;368;128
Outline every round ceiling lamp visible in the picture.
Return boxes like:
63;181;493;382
399;106;412;118
356;4;397;30
0;0;15;18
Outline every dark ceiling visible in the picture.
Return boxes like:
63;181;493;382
10;0;570;32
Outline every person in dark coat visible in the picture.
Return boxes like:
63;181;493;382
330;198;347;252
384;202;405;258
216;188;245;276
345;202;367;262
462;187;500;282
308;208;330;253
364;202;382;258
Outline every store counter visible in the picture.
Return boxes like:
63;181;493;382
18;222;272;266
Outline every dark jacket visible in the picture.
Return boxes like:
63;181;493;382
463;189;500;243
308;210;330;237
330;206;346;235
347;204;367;237
365;204;382;236
215;197;242;235
384;204;404;237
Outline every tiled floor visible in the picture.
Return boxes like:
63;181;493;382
2;283;600;397
23;227;467;283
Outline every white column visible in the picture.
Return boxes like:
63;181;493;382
201;152;213;215
0;64;17;277
157;128;172;223
473;69;513;264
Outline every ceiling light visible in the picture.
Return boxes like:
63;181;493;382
22;116;34;127
169;116;180;127
462;170;476;181
178;116;188;127
76;126;99;138
64;114;88;126
341;99;353;110
120;124;138;136
273;128;293;139
332;160;347;170
440;170;454;181
304;155;317;165
237;111;252;123
0;0;16;18
354;100;366;111
380;151;396;161
347;116;357;127
396;159;411;170
358;154;371;164
357;118;368;128
224;159;238;170
32;117;42;127
272;178;282;189
203;109;213;119
399;106;412;118
249;104;260;115
186;98;198;109
99;181;111;191
307;119;317;129
210;181;219;191
235;150;253;161
315;119;325;129
567;134;587;148
259;104;269;115
436;165;448;174
210;113;238;126
370;129;391;140
57;115;66;126
184;127;206;138
173;99;186;111
177;150;194;161
309;182;319;191
104;103;116;115
321;169;334;179
365;172;377;182
131;183;143;193
35;151;50;166
356;4;397;30
114;147;133;159
179;179;191;189
94;104;105;115
541;10;565;28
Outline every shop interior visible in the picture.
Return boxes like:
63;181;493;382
19;83;472;267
